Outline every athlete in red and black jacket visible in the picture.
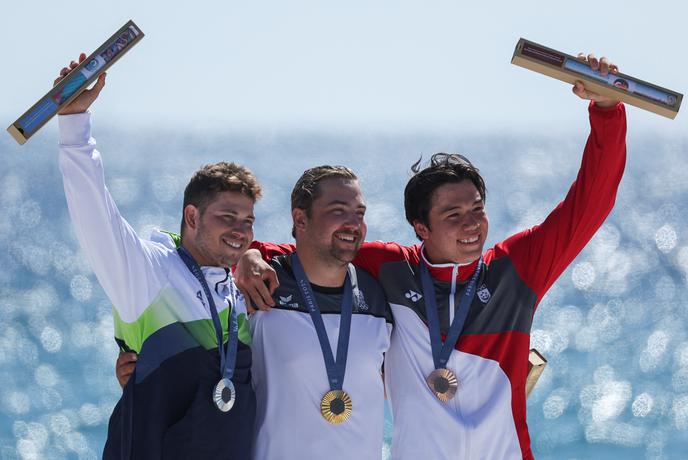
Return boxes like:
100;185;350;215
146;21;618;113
248;92;625;458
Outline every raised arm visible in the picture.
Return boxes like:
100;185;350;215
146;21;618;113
57;54;169;322
496;60;627;304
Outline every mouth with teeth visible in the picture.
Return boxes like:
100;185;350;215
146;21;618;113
222;238;244;250
458;235;480;245
334;233;359;244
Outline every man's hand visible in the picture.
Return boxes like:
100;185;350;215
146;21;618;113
116;352;137;388
54;53;106;115
572;53;620;108
234;249;279;312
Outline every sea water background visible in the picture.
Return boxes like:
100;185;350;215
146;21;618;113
1;119;688;459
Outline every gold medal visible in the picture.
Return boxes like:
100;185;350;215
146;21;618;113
426;368;458;401
320;390;353;424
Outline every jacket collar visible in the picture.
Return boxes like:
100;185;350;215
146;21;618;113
420;244;481;283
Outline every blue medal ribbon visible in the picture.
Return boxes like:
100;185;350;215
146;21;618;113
420;256;483;370
291;253;355;391
177;247;238;383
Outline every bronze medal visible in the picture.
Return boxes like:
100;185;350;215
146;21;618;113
320;389;353;424
426;368;458;401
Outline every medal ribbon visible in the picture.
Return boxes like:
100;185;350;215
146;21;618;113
420;256;483;370
291;253;355;391
178;247;238;382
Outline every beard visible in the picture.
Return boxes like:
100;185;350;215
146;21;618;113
194;226;237;268
314;233;362;266
329;243;360;264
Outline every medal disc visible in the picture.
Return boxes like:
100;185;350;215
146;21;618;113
320;390;353;424
426;368;458;401
213;377;236;412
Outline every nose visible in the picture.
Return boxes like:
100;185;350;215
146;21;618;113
230;221;252;239
462;213;479;230
345;212;365;229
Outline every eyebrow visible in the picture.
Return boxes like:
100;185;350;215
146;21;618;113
326;200;367;210
439;199;483;215
218;210;255;220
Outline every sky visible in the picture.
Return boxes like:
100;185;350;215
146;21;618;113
1;0;686;136
2;2;688;459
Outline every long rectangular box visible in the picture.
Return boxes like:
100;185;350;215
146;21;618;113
511;38;682;119
7;20;144;145
526;348;547;398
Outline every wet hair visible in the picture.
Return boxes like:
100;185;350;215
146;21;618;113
290;165;358;237
180;161;262;237
404;153;486;240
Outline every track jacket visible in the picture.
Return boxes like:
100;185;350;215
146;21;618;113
58;113;254;459
250;254;393;460
254;102;627;459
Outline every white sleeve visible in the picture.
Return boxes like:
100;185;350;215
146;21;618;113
58;112;169;322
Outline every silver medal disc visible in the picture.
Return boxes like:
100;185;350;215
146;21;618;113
213;377;236;412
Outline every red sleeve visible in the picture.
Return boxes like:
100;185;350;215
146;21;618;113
249;241;296;261
353;241;420;279
496;102;627;303
249;240;419;279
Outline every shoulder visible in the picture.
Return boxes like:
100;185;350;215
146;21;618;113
352;265;392;323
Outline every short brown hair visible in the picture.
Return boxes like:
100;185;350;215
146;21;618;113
180;162;262;236
404;153;486;240
290;165;358;237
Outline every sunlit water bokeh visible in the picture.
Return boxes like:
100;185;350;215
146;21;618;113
1;123;687;459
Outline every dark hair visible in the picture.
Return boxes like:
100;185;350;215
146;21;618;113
404;153;486;240
290;165;358;237
180;162;262;236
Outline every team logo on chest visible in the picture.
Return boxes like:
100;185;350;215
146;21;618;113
278;294;300;309
353;290;369;312
476;284;491;303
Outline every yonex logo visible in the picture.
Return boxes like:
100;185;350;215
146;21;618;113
405;290;422;302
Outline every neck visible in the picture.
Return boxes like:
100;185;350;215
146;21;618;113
422;244;474;266
294;245;348;288
181;237;213;267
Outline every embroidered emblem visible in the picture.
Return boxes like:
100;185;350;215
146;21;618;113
353;290;369;312
476;284;491;303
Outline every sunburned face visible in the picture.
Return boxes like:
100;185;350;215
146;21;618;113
413;180;488;265
296;178;367;266
188;191;255;267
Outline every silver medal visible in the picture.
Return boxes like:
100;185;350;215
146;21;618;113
213;377;236;412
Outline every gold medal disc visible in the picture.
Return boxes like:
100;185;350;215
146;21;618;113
426;368;458;401
320;390;353;424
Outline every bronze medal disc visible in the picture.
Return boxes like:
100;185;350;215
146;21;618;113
426;368;458;401
320;390;353;424
213;377;236;412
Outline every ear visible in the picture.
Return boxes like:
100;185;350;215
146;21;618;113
292;208;308;235
183;205;201;233
412;220;431;241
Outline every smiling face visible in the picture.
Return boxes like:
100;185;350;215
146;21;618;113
293;178;367;266
413;180;488;265
184;191;255;267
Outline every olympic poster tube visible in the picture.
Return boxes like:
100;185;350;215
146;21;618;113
526;348;547;399
511;38;682;119
7;20;144;145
